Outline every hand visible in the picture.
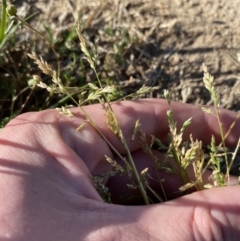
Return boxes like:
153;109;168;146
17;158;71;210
0;98;240;240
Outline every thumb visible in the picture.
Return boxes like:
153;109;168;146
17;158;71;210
114;186;240;241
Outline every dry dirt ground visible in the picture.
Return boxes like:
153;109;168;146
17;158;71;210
13;0;240;110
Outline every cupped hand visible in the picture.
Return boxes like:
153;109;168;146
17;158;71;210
0;98;240;241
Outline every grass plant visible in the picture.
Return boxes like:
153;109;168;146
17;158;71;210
28;21;240;204
1;2;240;205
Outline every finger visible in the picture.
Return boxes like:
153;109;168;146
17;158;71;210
72;98;240;155
109;186;240;240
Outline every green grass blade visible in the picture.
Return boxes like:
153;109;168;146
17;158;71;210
0;0;7;42
0;11;39;50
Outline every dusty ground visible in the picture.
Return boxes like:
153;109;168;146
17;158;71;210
13;0;240;110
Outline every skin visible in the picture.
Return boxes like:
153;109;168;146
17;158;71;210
0;98;240;240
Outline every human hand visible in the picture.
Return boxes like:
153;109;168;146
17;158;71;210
0;98;240;240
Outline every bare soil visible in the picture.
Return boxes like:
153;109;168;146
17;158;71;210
13;0;240;110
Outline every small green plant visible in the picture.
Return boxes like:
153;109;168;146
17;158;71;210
6;5;61;75
0;3;33;50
